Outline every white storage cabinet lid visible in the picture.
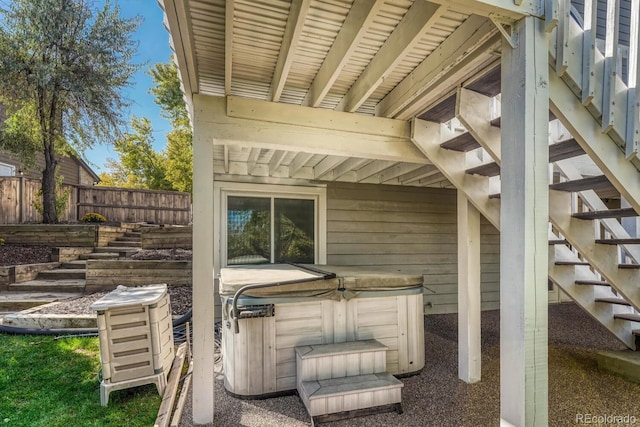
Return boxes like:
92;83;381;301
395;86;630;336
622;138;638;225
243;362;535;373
90;284;168;311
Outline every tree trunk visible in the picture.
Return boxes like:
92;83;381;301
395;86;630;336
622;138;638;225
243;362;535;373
41;143;58;224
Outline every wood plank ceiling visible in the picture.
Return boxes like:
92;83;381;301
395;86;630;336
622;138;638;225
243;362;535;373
160;0;504;188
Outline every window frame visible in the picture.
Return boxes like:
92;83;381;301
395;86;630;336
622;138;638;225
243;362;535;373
0;162;16;177
214;182;327;269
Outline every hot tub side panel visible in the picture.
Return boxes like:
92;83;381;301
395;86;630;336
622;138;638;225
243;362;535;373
222;293;424;397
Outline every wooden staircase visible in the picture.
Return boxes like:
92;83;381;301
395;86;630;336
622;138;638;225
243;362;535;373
295;339;403;426
410;0;640;350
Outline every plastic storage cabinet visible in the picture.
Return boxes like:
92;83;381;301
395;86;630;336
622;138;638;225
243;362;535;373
90;284;174;406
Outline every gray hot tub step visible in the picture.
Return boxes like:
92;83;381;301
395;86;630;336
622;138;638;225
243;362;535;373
300;372;403;418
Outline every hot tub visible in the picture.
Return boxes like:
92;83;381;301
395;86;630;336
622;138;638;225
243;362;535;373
219;264;425;398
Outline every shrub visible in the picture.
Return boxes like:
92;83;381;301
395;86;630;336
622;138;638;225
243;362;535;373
0;237;4;246
80;212;107;223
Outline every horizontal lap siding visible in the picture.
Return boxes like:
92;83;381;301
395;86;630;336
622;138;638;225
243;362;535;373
326;183;500;315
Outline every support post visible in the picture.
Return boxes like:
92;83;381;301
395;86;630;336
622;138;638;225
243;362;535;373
500;15;549;427
457;190;482;383
191;97;216;424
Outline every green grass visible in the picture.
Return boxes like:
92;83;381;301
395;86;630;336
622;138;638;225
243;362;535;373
0;335;161;427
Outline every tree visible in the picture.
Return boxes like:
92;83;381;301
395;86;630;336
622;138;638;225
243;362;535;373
0;0;140;223
108;116;173;190
100;60;193;193
149;61;192;194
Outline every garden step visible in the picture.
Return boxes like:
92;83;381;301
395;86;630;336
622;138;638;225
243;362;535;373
8;279;85;293
107;240;141;248
61;260;87;269
0;291;82;311
113;236;141;243
37;269;86;280
78;252;119;260
125;232;141;238
93;247;139;256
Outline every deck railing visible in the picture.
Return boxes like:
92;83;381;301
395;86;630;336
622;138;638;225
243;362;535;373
549;0;640;158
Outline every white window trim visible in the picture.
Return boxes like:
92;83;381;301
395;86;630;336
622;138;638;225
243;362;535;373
214;182;327;271
0;162;16;177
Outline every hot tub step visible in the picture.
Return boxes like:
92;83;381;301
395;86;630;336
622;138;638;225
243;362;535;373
296;340;388;385
300;372;403;418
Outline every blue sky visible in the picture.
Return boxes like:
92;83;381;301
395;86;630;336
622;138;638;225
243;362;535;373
85;1;173;174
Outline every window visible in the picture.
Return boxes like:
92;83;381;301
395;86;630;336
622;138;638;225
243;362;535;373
0;162;15;176
217;183;326;267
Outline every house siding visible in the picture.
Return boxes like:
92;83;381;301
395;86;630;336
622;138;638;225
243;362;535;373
325;182;500;314
0;152;82;185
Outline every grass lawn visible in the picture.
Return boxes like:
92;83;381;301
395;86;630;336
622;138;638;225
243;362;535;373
0;335;161;427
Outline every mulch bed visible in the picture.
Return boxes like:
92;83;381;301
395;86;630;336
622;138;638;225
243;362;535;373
0;245;53;267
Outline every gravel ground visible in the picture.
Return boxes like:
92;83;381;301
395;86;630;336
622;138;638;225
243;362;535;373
178;303;639;427
34;286;193;316
0;245;52;266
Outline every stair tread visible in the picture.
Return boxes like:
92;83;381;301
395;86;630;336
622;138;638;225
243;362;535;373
596;238;640;245
614;313;640;322
594;297;631;306
548;139;585;162
296;339;387;359
439;132;480;152
466;162;500;177
555;260;590;266
79;253;119;260
301;372;402;399
618;264;640;269
573;208;637;220
548;239;568;245
574;280;610;286
549;175;613;192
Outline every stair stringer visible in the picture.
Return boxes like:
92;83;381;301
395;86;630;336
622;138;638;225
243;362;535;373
549;71;640;215
411;118;638;349
549;243;636;349
549;190;640;311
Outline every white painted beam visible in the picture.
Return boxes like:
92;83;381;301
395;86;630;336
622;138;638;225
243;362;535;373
626;0;640;157
314;156;347;179
377;163;425;184
336;1;444;113
330;158;371;180
457;190;481;384
271;0;312;102
196;95;426;163
268;150;287;176
223;145;229;174
356;160;396;182
288;152;314;177
399;164;439;184
191;99;216;424
377;16;498;118
246;148;260;175
427;0;543;19
224;0;234;95
500;16;548;427
302;0;384;108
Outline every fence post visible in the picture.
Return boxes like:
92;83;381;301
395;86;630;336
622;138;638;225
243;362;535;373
18;176;25;224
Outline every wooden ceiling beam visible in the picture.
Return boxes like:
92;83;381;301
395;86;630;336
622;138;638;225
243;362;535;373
302;0;385;108
378;15;497;118
270;0;312;102
337;1;445;113
288;152;314;177
224;0;234;95
268;150;287;175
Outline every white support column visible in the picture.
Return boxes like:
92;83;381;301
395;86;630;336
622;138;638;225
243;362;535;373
192;98;216;424
500;16;549;427
457;190;482;383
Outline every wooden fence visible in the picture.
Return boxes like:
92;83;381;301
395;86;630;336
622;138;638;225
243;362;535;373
0;177;191;225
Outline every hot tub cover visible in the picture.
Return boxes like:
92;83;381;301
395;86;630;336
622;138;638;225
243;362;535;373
90;284;168;311
219;264;423;299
